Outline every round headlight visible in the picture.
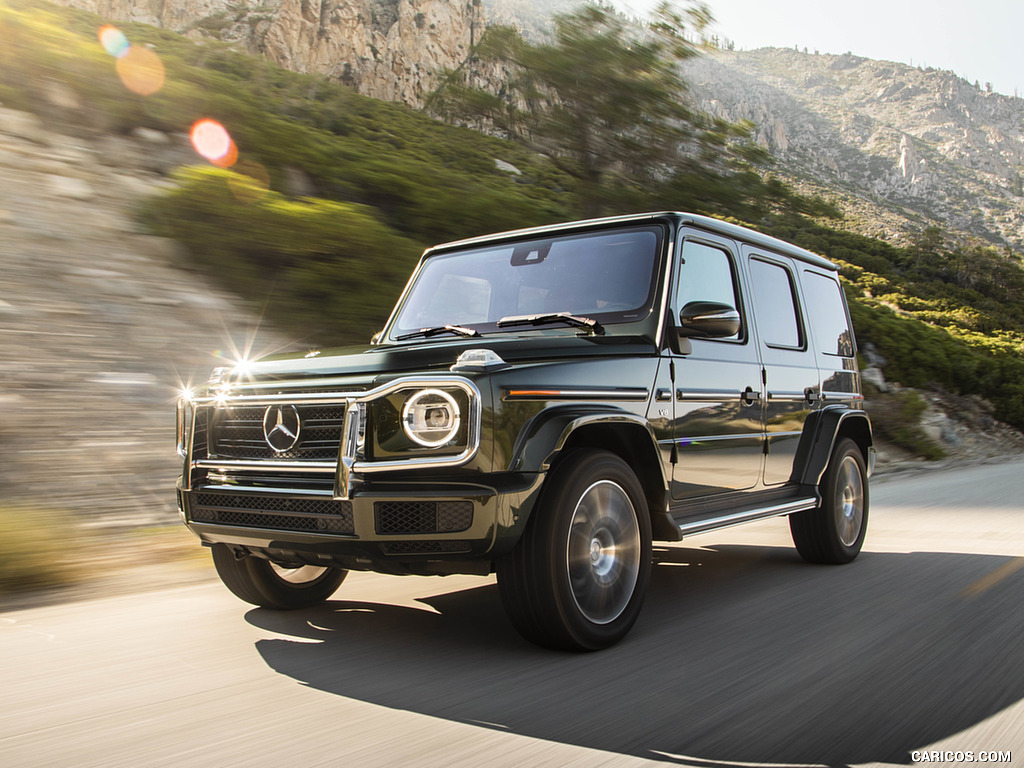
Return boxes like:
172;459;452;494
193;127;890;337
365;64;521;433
401;389;461;447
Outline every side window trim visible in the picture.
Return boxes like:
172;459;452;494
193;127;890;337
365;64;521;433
675;234;748;346
748;253;807;352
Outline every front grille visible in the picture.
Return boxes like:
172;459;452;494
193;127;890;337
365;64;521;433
190;493;354;534
208;404;345;461
375;501;474;535
379;541;472;555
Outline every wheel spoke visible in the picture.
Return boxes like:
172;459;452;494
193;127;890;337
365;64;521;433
566;480;640;625
834;456;864;547
269;563;329;585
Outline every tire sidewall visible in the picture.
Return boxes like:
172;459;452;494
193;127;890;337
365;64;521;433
821;438;869;562
539;450;653;650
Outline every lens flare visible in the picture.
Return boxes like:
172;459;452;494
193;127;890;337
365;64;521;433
115;45;166;95
98;25;130;58
190;119;238;168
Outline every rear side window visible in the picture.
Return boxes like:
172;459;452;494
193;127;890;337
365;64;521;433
678;240;742;341
750;259;802;348
803;271;854;356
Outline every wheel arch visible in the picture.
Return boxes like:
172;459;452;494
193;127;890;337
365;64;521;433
542;413;677;542
795;407;873;487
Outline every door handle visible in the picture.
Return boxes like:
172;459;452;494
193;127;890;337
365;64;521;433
741;386;761;406
804;387;822;404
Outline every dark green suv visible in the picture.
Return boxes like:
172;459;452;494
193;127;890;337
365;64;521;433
176;212;873;650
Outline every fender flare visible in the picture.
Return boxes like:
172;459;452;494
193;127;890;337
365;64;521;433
794;407;873;487
508;405;676;539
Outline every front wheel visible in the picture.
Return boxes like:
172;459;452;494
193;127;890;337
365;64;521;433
211;544;347;609
497;449;652;651
790;437;868;564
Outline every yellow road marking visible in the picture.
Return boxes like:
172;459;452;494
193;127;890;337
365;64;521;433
960;556;1024;597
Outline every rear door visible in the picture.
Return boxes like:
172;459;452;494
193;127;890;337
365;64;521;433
743;248;820;486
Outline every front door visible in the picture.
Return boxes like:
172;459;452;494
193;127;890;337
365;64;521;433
671;235;764;501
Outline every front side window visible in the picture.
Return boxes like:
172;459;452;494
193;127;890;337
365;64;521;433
389;227;662;338
750;258;803;349
677;239;742;341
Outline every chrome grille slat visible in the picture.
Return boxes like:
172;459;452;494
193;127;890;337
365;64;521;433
207;403;347;462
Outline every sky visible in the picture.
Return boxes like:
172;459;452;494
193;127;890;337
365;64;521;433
614;0;1024;98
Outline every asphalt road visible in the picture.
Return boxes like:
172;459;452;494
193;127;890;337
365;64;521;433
3;460;1023;768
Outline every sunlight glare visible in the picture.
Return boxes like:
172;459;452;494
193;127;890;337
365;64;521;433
190;119;238;168
98;25;130;58
115;45;166;95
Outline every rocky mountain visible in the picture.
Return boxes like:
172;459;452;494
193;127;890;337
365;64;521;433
0;106;290;528
683;48;1024;249
58;0;485;106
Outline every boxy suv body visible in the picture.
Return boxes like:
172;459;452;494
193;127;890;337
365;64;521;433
176;212;873;650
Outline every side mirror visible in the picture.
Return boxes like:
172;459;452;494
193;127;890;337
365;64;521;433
370;330;383;345
678;301;740;339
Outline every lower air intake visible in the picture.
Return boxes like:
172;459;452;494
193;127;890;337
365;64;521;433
191;493;354;534
374;501;474;535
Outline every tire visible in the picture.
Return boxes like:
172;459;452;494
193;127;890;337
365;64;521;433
497;449;652;651
211;544;347;609
790;437;868;564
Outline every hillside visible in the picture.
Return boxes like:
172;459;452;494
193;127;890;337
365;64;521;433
683;48;1024;249
0;0;1023;533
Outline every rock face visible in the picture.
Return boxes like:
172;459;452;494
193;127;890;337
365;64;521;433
0;105;291;527
57;0;485;107
682;48;1024;248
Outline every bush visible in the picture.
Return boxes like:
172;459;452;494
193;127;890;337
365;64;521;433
140;166;424;343
0;506;85;595
865;388;946;461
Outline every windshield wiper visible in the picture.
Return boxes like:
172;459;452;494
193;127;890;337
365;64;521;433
394;324;480;341
496;312;605;335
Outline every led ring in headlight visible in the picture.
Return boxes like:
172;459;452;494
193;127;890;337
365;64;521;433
401;389;461;447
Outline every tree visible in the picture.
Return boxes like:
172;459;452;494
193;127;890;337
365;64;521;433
432;1;767;217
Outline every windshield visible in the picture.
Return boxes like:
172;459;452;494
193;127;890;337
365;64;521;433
389;226;663;340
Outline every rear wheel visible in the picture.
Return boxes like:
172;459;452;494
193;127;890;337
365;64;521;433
211;545;347;609
498;449;652;651
790;437;868;564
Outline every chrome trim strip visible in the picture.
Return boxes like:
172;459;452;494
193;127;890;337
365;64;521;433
182;404;197;492
676;389;740;401
198;485;336;497
195;459;336;473
677;498;817;536
673;432;764;444
655;235;675;351
821;392;865;402
503;387;649;401
176;399;187;458
767;391;810;402
336;399;360;500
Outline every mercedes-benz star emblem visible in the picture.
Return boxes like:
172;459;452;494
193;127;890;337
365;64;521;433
263;405;301;453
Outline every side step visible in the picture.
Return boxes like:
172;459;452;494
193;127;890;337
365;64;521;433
676;497;817;537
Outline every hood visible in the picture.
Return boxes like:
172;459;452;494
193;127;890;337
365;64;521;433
231;334;659;384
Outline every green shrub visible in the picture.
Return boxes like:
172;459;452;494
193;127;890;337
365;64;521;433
865;388;946;461
0;506;85;595
140;166;424;343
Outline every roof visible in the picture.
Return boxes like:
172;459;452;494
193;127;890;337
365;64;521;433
427;212;838;271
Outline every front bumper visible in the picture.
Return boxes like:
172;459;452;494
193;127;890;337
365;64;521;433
177;472;543;573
